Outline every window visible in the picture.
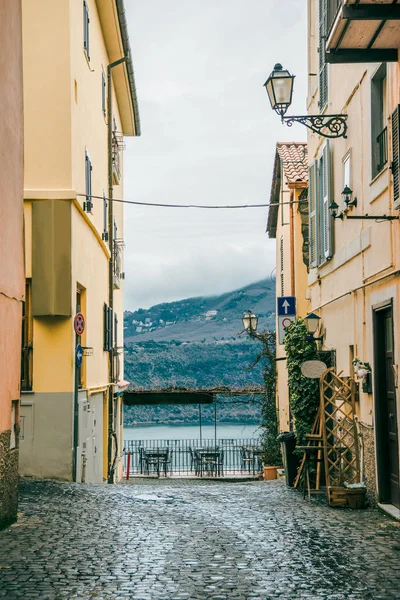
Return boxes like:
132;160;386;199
343;151;351;188
21;280;33;391
102;192;108;241
319;0;328;110
309;140;333;268
103;303;113;351
371;64;387;179
83;0;90;61
102;70;106;116
84;150;92;212
391;105;400;208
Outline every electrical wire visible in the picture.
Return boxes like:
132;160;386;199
76;193;304;209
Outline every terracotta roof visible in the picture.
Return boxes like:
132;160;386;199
266;142;308;239
277;142;308;183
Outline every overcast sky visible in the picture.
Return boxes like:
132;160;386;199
123;1;306;310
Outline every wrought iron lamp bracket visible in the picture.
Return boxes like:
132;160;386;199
282;114;348;139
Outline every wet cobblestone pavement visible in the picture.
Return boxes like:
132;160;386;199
0;479;400;599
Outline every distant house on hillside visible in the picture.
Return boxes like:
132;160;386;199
205;310;218;320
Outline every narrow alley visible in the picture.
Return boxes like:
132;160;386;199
0;478;399;600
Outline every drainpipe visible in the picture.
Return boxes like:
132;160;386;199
107;56;127;484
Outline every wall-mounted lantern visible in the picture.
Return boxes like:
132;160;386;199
264;63;348;139
304;312;324;343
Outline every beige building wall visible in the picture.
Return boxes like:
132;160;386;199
20;0;138;483
307;0;400;505
0;0;24;529
267;143;309;432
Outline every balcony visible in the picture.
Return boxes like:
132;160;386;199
326;0;400;64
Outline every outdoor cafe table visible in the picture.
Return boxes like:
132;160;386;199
141;447;170;477
194;448;223;477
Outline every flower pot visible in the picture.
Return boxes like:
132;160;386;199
263;466;280;481
345;488;367;509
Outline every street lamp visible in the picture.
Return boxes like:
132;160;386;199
264;63;348;139
242;310;258;334
304;312;324;343
329;186;399;221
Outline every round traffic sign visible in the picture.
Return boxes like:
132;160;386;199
76;344;83;367
74;313;85;335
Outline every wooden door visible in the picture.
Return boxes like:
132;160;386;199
374;305;399;507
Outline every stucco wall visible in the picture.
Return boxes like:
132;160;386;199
20;392;73;480
0;431;19;530
0;0;24;528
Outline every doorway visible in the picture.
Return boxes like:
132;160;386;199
374;303;399;507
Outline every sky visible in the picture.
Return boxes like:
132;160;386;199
123;1;307;310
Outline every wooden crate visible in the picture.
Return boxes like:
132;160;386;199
328;486;348;507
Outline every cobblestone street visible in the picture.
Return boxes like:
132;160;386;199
0;478;399;600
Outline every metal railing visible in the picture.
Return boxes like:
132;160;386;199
377;126;388;173
123;437;263;478
327;0;342;36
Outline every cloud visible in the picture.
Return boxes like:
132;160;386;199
123;1;306;309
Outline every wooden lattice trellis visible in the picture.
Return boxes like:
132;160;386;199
320;369;360;506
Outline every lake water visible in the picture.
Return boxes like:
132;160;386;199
124;423;261;441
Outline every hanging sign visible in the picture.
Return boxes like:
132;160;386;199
74;313;85;335
301;360;327;379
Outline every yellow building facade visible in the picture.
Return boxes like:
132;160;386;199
305;0;400;510
20;0;140;483
267;143;309;432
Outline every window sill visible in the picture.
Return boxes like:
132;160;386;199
370;164;389;187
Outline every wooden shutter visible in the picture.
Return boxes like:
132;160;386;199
309;161;318;268
392;105;400;208
322;141;333;260
83;1;90;60
103;303;109;351
114;313;118;348
319;0;328;109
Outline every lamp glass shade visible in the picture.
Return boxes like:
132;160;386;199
242;310;258;332
342;185;353;205
264;63;295;116
305;312;320;335
329;200;339;216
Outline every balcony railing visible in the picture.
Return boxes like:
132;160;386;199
123;437;263;478
327;0;342;35
377;126;388;173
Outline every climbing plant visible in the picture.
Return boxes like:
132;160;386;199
283;319;320;447
246;330;282;465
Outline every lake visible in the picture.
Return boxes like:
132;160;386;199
124;423;261;441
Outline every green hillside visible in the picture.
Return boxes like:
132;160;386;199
124;279;276;425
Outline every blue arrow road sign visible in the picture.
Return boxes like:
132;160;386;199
277;296;296;316
76;344;83;367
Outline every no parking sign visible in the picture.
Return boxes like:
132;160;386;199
74;313;85;336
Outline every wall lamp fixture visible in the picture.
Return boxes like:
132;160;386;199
242;310;258;334
264;64;348;139
329;186;399;221
305;312;324;343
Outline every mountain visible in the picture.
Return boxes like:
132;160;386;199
123;279;276;425
124;279;276;343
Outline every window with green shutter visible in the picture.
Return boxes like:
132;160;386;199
309;162;318;268
322;141;333;260
309;141;333;268
392;105;400;208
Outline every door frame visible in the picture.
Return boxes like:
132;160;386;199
372;299;398;504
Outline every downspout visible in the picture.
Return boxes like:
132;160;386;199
289;189;295;297
115;0;141;136
107;56;127;484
